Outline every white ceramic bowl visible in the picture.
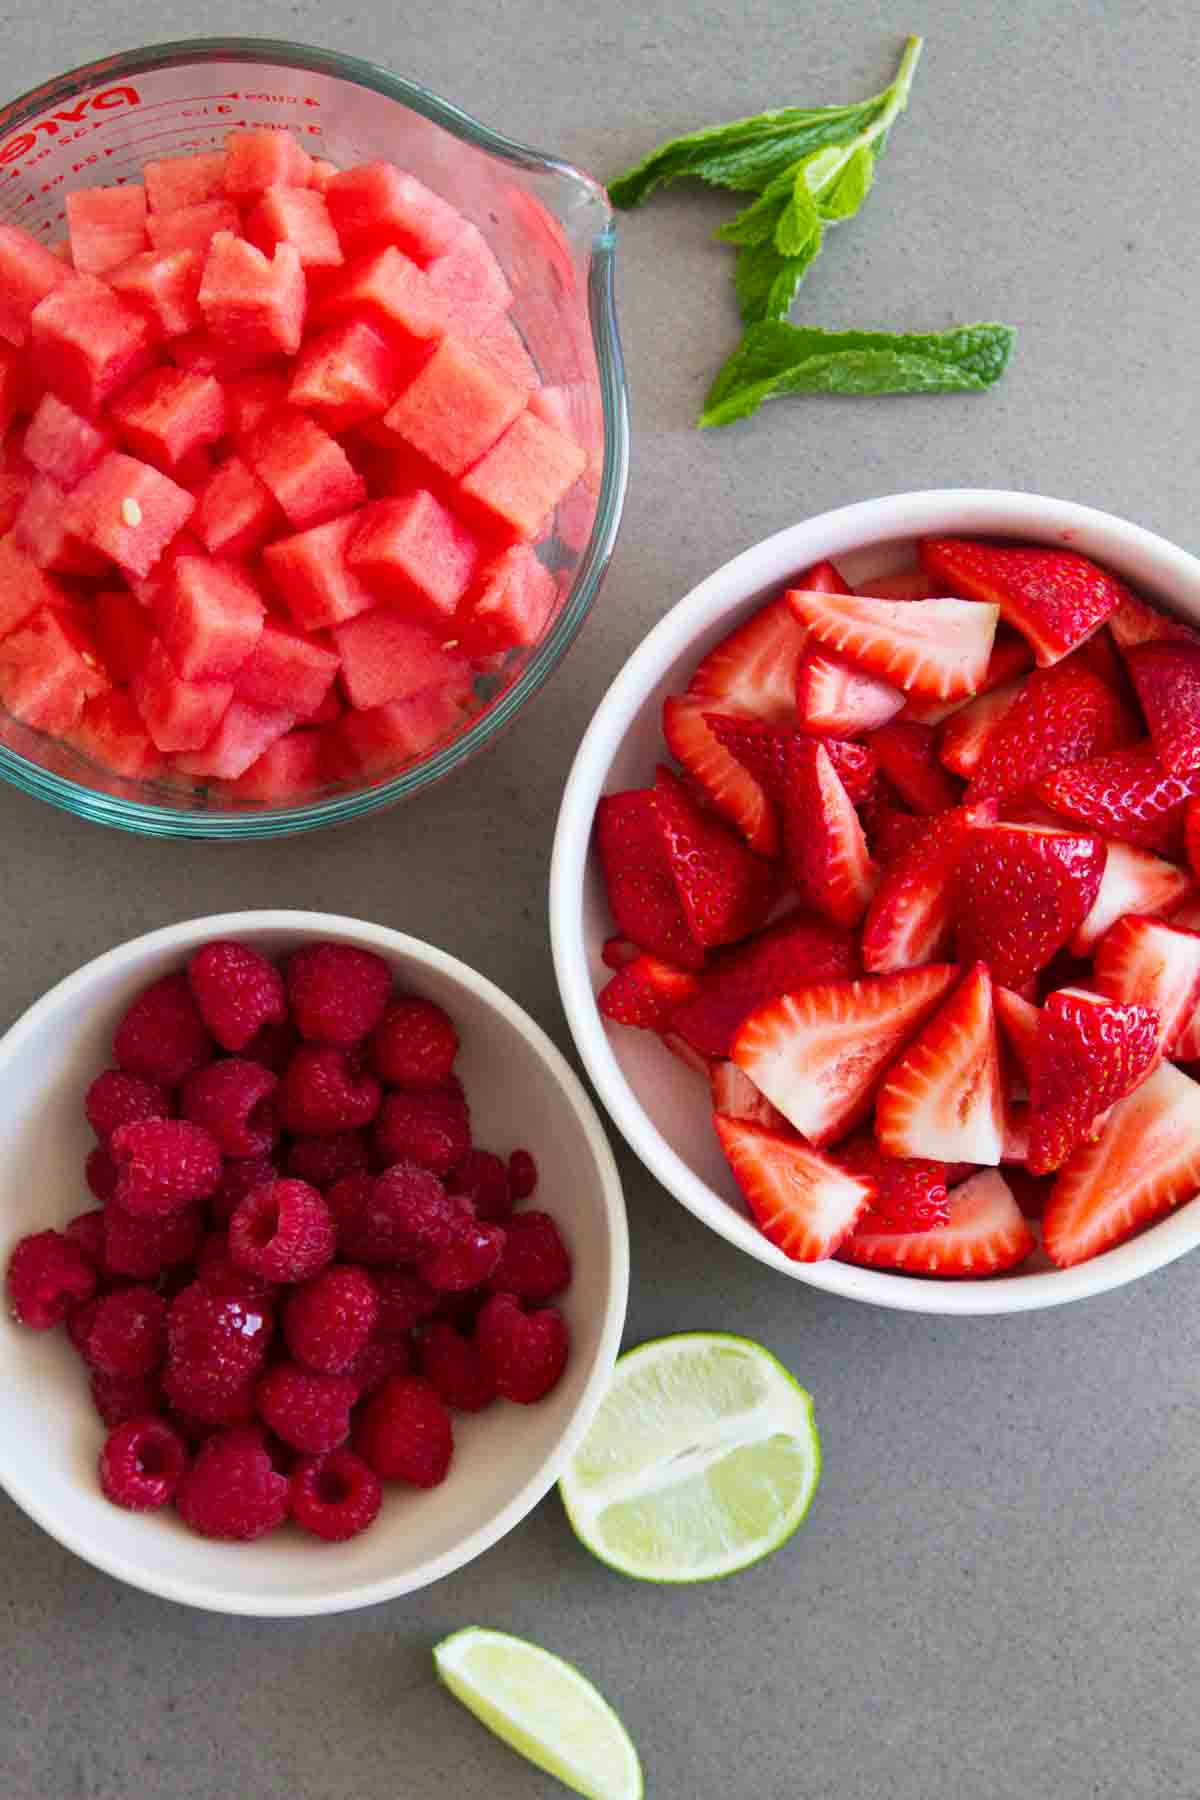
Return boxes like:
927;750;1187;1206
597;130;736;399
0;911;627;1614
550;489;1200;1316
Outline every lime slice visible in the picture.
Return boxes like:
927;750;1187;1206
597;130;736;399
433;1627;643;1800
558;1331;820;1583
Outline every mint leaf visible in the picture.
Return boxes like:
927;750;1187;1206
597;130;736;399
700;321;1017;427
714;169;797;247
775;170;821;256
734;239;821;324
811;143;875;221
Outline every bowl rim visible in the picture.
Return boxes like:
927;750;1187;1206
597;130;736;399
0;39;630;839
550;487;1200;1317
0;909;629;1614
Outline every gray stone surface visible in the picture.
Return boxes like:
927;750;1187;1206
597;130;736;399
2;3;1199;1795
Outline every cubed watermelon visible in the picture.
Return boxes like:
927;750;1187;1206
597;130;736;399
310;247;446;360
476;313;540;391
458;411;586;541
0;439;34;535
167;333;282;383
325;163;465;263
146;200;242;257
286;320;404;431
303;685;343;725
144;153;227;214
94;588;155;682
0;225;72;346
381;336;526;477
22;392;113;487
246;186;343;270
348;490;479;620
458;543;557;657
157;554;266;680
198;232;306;360
30;277;155;416
0;605;108;732
241;406;366;529
261;513;378;631
109;366;228;472
229;725;325;799
192;455;281;558
336;685;473;774
0;532;70;638
225;369;292;436
67;452;195;578
424;226;512;339
130;637;233;752
14;474;109;575
66;186;148;276
173;697;295;780
234;618;339;716
73;687;164;779
224;131;313;199
332;605;471;709
125;530;203;608
109;248;204;339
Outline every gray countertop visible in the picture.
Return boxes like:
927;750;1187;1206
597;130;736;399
3;3;1199;1796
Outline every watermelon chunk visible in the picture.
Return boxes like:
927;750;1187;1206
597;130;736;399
475;314;540;391
14;474;109;575
337;685;473;774
22;392;113;487
66;186;148;276
458;411;586;541
166;330;279;381
424;225;512;338
192;455;282;558
66;452;195;578
173;698;295;780
109;366;228;472
74;687;164;778
286;320;405;431
0;225;72;346
0;606;108;732
198;232;306;359
233;618;339;716
261;513;378;631
125;530;203;609
229;726;325;799
94;588;155;681
347;490;480;620
108;248;204;339
381;336;526;478
144;153;227;213
0;438;33;535
458;543;556;657
0;532;70;638
324;163;464;263
157;555;266;680
130;637;233;752
224;370;291;435
332;606;471;709
310;246;447;363
241;406;366;529
30;277;155;416
223;131;313;199
246;186;343;270
147;200;242;257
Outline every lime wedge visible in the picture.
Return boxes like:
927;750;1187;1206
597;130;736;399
558;1331;820;1583
433;1627;643;1800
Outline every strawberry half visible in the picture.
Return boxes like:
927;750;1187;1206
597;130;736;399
668;908;859;1059
651;765;776;949
919;538;1129;666
833;1132;950;1233
732;963;959;1147
1042;1062;1200;1266
838;1169;1035;1276
595;790;705;970
1125;640;1200;776
875;962;1007;1166
860;800;997;974
901;625;1034;726
714;1114;874;1262
1108;590;1200;654
786;589;999;702
794;644;905;736
1069;841;1195;955
775;738;879;928
1038;744;1200;855
859;781;926;865
938;678;1022;779
597;955;701;1030
687;594;806;719
1092;914;1200;1060
662;695;777;857
993;985;1042;1093
870;720;963;814
705;714;878;804
955;823;1107;990
963;662;1127;808
1026;986;1159;1175
709;1061;789;1129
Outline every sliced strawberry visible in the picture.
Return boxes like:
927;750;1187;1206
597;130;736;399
786;589;998;702
601;936;640;970
857;568;937;601
1125;640;1200;776
659;1030;715;1078
838;1169;1035;1275
938;678;1022;779
687;594;806;719
1188;798;1200;882
597;955;701;1030
859;781;927;865
870;720;963;815
955;823;1107;990
798;559;851;596
705;713;877;805
775;738;878;929
1042;1062;1200;1266
919;538;1129;666
794;644;905;736
663;694;777;857
1025;986;1159;1175
668;909;859;1058
1092;914;1200;1061
861;800;997;974
1001;1102;1031;1165
901;625;1034;725
832;1132;949;1233
714;1115;874;1261
1038;744;1200;854
732;963;959;1147
595;789;706;970
823;740;880;804
1070;841;1195;954
993;985;1042;1093
875;962;1006;1166
964;663;1127;808
709;1061;789;1129
651;765;776;948
1108;590;1200;654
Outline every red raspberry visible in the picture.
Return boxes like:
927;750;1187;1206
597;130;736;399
175;1425;289;1539
286;942;392;1047
282;1265;377;1373
229;1179;336;1283
166;1280;275;1396
280;1045;381;1133
419;1221;506;1293
188;939;287;1052
367;997;458;1089
339;1164;466;1264
245;1017;301;1072
82;1284;167;1376
162;1364;258;1425
208;1153;278;1226
91;1369;164;1427
290;1448;382;1541
84;1069;170;1144
195;1230;275;1302
179;1059;279;1158
448;1150;513;1224
103;1202;203;1278
6;1229;96;1329
369;1267;439;1338
68;1294;103;1357
256;1361;356;1453
114;973;214;1084
507;1148;538;1201
99;1415;188;1511
110;1118;223;1218
354;1375;453;1486
476;1294;568;1404
487;1211;572;1303
342;1336;411;1400
284;1129;369;1188
86;1146;119;1203
373;1087;470;1175
65;1209;109;1273
418;1322;497;1412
